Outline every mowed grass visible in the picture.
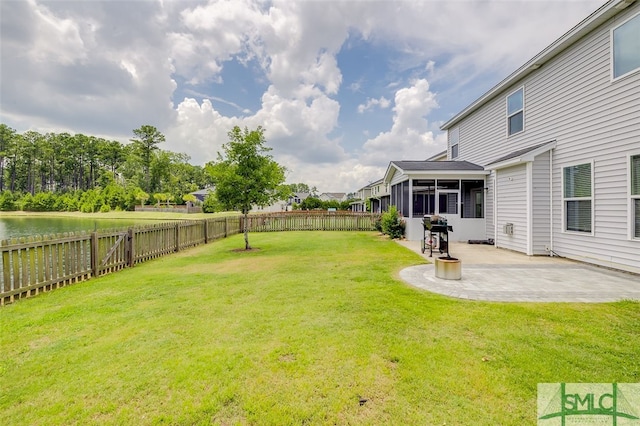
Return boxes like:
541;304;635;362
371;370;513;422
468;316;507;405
0;232;638;425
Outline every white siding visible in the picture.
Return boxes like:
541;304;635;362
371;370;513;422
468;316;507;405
496;165;527;253
532;152;551;255
454;3;640;272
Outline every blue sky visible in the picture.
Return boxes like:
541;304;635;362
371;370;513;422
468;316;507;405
0;0;605;192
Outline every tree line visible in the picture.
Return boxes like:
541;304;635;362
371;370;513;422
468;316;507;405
0;123;210;212
0;123;340;214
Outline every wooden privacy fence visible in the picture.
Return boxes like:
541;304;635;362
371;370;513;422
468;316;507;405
245;211;380;232
1;212;377;305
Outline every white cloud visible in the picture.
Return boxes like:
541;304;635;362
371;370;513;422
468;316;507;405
276;154;385;194
165;98;235;164
167;83;345;166
1;0;178;136
27;0;88;66
361;79;443;167
357;96;391;113
355;0;603;87
168;0;266;85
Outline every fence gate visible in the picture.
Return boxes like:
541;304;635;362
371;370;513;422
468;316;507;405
94;231;131;276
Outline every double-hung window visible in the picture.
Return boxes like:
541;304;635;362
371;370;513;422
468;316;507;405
507;87;524;136
563;162;593;233
631;154;640;239
612;12;640;80
450;127;459;159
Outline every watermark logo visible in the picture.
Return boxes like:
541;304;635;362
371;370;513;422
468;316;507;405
538;383;640;425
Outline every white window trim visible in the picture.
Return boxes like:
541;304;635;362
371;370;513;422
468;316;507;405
450;126;460;159
506;86;525;137
561;160;595;236
629;152;640;240
611;11;640;82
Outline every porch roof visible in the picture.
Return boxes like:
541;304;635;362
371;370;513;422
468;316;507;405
485;140;556;170
390;160;485;172
384;160;488;184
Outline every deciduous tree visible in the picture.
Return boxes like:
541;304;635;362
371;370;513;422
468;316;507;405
206;126;287;250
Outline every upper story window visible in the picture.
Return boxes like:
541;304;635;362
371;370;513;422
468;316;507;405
450;127;459;158
563;162;593;233
612;12;640;80
506;87;524;136
631;154;640;239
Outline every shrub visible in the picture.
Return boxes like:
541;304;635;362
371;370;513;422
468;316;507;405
202;193;221;213
17;193;34;211
380;206;405;239
374;216;383;233
0;191;17;211
102;183;126;210
54;193;79;212
31;192;57;211
79;189;104;213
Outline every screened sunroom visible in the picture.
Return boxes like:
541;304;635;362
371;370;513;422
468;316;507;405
383;161;490;241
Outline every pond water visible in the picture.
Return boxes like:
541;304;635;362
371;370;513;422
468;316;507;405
0;216;163;241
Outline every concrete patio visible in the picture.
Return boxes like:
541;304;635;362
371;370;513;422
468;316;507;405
396;240;640;302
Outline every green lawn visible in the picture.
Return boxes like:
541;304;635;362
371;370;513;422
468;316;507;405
0;231;638;425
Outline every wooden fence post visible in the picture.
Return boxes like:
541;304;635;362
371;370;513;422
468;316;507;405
203;219;209;244
127;228;135;267
91;232;99;277
1;240;11;293
225;217;229;238
175;222;180;252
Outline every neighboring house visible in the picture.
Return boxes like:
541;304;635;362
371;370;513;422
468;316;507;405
190;188;215;203
434;0;640;273
251;192;310;213
350;184;373;212
287;192;310;210
318;192;348;202
426;150;448;161
368;179;390;213
251;202;287;213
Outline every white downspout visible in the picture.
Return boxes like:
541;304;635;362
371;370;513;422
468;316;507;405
549;150;554;256
493;172;498;246
526;162;533;255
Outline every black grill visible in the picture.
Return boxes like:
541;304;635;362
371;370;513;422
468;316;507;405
422;215;453;257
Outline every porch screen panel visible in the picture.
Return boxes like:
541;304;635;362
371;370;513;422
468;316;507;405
391;184;398;209
402;181;410;217
438;193;458;214
448;193;458;213
413;179;435;217
461;180;484;218
413;194;424;217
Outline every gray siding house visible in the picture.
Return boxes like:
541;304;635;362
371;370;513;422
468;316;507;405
439;0;640;273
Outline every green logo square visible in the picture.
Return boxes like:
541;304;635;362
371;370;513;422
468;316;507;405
538;383;640;425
